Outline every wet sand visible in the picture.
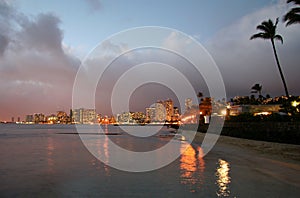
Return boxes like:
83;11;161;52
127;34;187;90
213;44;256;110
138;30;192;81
193;132;300;163
192;132;300;195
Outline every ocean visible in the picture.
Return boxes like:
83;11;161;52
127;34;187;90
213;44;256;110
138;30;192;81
0;124;298;197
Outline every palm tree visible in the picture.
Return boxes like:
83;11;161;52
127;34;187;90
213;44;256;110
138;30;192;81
250;18;289;97
284;0;300;26
197;92;203;103
251;83;262;96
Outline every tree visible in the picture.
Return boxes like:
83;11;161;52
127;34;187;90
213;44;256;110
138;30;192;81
197;92;203;103
284;0;300;26
250;18;289;97
251;83;262;96
280;96;300;116
197;92;203;98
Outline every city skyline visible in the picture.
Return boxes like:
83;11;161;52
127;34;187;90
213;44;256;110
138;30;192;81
1;0;300;121
4;97;182;123
3;94;296;123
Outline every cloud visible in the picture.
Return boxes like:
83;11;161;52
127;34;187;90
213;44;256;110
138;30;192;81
0;0;18;55
0;1;80;121
0;34;9;55
18;13;63;53
205;0;300;98
162;31;193;53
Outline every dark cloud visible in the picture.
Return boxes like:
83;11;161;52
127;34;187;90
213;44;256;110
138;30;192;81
0;0;17;55
0;1;80;121
18;13;63;53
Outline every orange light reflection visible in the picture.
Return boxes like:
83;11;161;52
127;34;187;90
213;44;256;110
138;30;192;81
216;159;231;197
180;143;205;192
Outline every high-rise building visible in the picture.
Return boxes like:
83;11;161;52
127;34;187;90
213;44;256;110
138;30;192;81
145;107;156;123
131;112;146;123
154;101;166;122
25;115;34;124
172;107;180;122
72;108;96;124
34;113;45;124
145;99;176;123
117;112;131;123
164;99;174;122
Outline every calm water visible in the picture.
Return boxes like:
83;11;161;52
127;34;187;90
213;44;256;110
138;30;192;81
0;124;299;197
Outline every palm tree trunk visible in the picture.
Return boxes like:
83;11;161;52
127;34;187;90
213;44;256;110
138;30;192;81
271;39;289;97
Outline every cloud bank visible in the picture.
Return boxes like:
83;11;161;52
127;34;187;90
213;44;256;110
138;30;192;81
0;1;80;120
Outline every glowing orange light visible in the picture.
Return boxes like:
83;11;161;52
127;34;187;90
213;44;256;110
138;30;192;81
216;159;231;197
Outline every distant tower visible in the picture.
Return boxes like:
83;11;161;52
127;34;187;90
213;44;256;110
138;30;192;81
17;117;20;122
185;98;193;111
11;117;14;123
164;99;174;122
145;107;156;123
154;101;166;122
71;108;96;124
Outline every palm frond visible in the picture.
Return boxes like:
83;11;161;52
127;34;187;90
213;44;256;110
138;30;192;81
262;20;272;29
256;24;269;33
284;8;300;20
274;35;283;44
284;11;294;21
275;18;279;26
250;33;269;40
285;0;300;26
286;15;300;25
287;0;300;5
290;7;300;13
270;18;279;37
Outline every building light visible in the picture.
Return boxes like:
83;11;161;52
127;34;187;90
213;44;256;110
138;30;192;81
254;112;271;116
291;101;300;107
221;109;227;116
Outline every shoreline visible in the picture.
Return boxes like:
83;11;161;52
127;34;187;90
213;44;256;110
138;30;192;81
192;132;300;164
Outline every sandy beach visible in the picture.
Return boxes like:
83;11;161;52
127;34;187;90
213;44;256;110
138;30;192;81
193;132;300;163
191;131;300;194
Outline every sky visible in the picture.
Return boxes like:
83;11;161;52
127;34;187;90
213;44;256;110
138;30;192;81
0;0;300;121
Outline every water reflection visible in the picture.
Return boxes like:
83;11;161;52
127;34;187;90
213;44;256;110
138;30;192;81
102;134;110;175
47;136;55;173
90;126;111;176
215;159;231;197
180;143;205;192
